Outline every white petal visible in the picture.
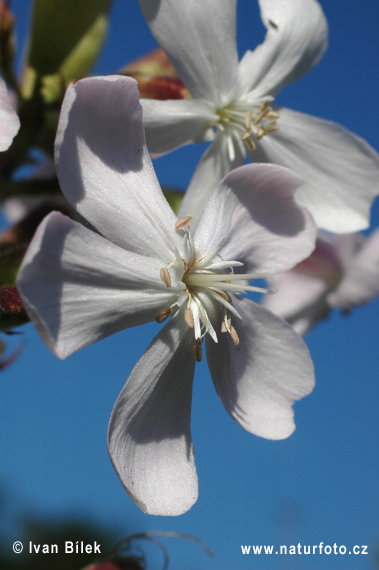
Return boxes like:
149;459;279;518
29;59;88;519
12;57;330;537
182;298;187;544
239;0;327;98
178;133;246;228
55;75;182;261
206;296;315;440
0;78;20;151
329;229;379;310
262;270;330;335
17;212;180;359
140;0;239;102
141;98;216;154
253;107;379;232
108;315;198;516
193;163;316;274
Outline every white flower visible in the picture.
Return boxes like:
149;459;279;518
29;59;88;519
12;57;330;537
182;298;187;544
140;0;379;233
0;77;20;151
17;76;316;516
263;229;379;335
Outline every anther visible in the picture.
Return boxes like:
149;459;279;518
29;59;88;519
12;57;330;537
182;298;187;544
221;313;231;333
192;340;203;362
175;216;193;231
241;130;253;141
256;126;266;140
244;137;256;151
266;110;280;120
253;101;269;125
229;325;240;346
155;308;172;323
184;307;194;328
160;267;171;288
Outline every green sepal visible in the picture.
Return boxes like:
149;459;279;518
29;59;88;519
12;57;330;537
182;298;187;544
23;0;111;101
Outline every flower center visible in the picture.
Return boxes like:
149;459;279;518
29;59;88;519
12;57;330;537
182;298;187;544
214;99;279;161
156;217;276;361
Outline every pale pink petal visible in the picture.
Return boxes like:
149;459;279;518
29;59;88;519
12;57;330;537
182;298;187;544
206;296;315;440
178;133;246;227
332;233;361;268
55;75;182;262
329;229;379;310
253;107;379;232
262;270;330;335
108;315;197;516
140;0;239;101
0;78;20;151
193;164;316;274
239;0;327;98
17;212;181;359
141;98;216;154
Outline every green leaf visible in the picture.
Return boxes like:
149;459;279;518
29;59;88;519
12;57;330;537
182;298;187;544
24;0;111;99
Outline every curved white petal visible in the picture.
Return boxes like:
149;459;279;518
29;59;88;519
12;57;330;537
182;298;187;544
17;212;180;359
239;0;327;98
55;75;182;262
141;98;216;154
253;108;379;233
108;314;197;516
178;133;246;228
329;228;379;310
206;296;315;440
193;163;316;274
0;78;20;151
140;0;239;102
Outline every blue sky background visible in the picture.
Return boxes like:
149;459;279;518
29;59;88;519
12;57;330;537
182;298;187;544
1;1;378;568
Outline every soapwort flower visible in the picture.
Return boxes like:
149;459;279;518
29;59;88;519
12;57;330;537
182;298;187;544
263;229;379;335
17;75;317;516
0;76;20;151
140;0;379;232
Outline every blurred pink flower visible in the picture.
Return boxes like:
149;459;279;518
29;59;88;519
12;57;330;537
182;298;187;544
263;230;379;334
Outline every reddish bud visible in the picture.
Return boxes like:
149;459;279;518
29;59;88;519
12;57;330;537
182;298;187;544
0;1;15;68
0;285;27;318
121;47;177;78
131;73;188;100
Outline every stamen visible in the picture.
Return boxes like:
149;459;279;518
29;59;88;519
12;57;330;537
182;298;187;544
229;325;240;346
227;135;236;162
266;110;280;120
215;98;279;154
155;308;172;323
160;267;171;288
184;307;194;328
245;138;256;151
192;340;203;362
265;123;279;134
244;109;253;130
221;313;231;333
169;216;277;351
256;126;266;140
253;100;269;125
175;216;193;230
